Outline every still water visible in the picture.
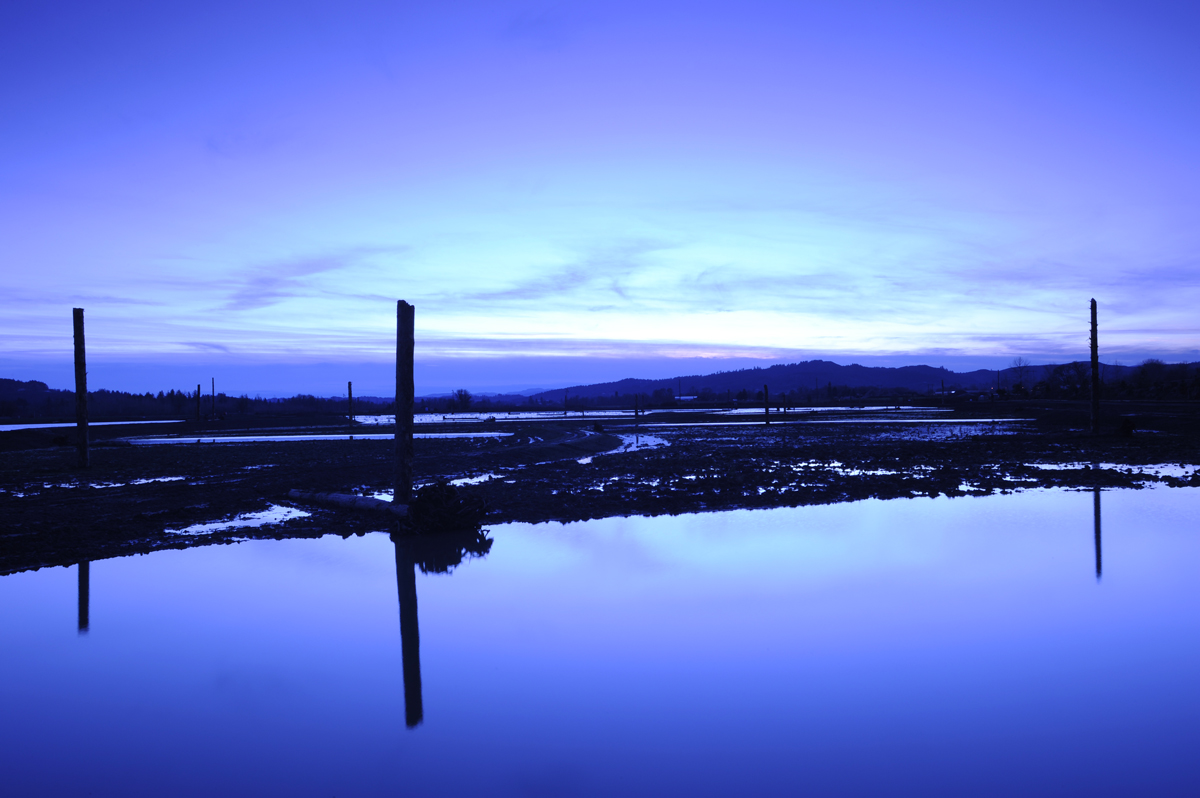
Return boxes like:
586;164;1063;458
2;488;1198;796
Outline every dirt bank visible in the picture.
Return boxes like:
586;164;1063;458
3;402;1198;575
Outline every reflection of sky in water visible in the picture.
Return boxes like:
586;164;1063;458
1;488;1198;795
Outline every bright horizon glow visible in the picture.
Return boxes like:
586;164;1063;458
3;1;1199;394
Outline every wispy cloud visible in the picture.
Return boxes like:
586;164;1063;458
221;246;407;311
182;341;232;353
450;239;669;305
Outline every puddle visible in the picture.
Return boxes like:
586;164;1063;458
166;504;312;535
1029;462;1198;478
449;473;502;487
577;434;670;463
0;419;186;432
130;432;513;444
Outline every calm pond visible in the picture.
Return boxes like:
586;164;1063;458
2;487;1198;796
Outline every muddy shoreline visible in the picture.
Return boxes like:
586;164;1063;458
3;401;1199;576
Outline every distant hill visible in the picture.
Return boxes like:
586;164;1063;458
529;359;1169;402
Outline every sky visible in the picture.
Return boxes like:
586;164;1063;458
3;0;1199;396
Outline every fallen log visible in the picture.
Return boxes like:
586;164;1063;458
288;489;408;517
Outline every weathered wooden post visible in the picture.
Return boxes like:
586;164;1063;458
1090;298;1100;434
348;380;354;427
77;561;89;634
395;301;415;504
72;308;89;468
195;384;201;423
211;377;216;418
764;383;770;425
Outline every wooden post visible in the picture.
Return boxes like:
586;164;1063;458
195;384;201;423
348;380;354;427
72;308;89;468
764;383;770;425
77;561;90;634
211;377;215;418
1090;298;1100;434
395;301;415;504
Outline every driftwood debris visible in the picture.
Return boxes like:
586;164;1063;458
287;489;408;517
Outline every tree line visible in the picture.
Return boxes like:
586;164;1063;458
3;358;1197;421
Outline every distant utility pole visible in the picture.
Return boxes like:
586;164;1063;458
764;383;770;425
395;300;415;505
72;308;89;468
1090;298;1100;434
211;377;215;417
348;380;354;427
196;384;201;423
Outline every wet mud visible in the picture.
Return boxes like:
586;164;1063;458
3;403;1199;575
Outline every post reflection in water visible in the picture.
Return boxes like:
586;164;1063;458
1093;487;1103;581
391;528;494;730
394;539;423;728
77;561;89;634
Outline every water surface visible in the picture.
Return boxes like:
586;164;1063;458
2;488;1197;796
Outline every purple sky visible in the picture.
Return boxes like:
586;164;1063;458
3;1;1199;396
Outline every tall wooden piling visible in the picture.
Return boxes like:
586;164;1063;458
348;380;354;427
196;384;201;422
1090;299;1100;434
395;301;415;504
72;308;89;468
764;383;770;425
211;377;216;418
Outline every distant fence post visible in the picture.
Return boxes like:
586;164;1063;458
1090;299;1100;434
764;383;770;425
395;301;415;504
72;308;89;468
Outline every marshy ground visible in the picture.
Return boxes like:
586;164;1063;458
3;401;1199;575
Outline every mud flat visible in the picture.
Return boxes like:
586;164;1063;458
3;402;1199;575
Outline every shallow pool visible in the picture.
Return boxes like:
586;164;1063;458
2;487;1197;796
